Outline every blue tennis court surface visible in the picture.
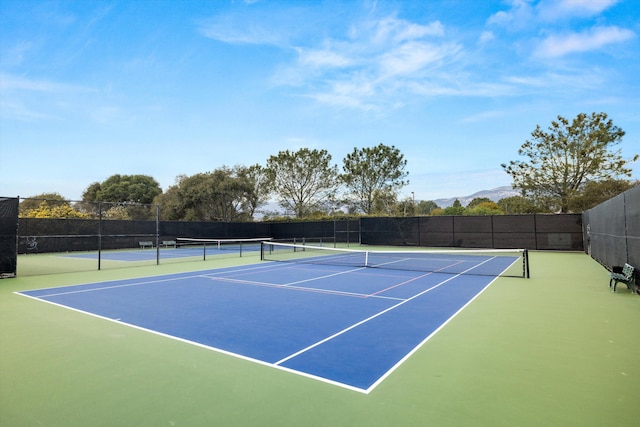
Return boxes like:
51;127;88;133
17;255;518;393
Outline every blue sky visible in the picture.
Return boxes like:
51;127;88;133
1;0;639;203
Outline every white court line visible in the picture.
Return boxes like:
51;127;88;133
201;275;406;301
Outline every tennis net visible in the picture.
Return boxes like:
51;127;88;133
175;237;270;260
261;241;530;278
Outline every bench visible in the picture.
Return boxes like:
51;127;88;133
161;240;176;248
139;241;154;249
609;263;636;292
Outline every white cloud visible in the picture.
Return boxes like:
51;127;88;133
487;0;534;29
461;109;511;123
198;18;286;46
479;31;495;44
296;48;354;69
378;41;451;77
306;79;378;111
534;26;635;58
0;73;94;97
536;0;620;21
488;0;620;29
373;17;444;43
272;15;461;110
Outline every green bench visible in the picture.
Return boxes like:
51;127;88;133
138;241;154;249
161;240;176;248
609;263;636;293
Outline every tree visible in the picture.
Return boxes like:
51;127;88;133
20;193;90;218
169;166;256;221
417;200;439;215
19;193;68;216
265;148;338;218
502;112;637;213
340;143;409;214
82;182;101;202
395;197;417;217
102;205;131;220
466;201;504;215
154;182;185;220
243;164;271;218
467;197;492;209
443;199;465;215
497;195;539;214
465;197;504;215
371;188;398;215
568;179;638;212
83;174;162;205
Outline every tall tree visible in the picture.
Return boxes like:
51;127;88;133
173;166;256;221
83;174;162;205
265;148;338;218
242;164;271;218
340;143;409;214
502;112;637;213
154;182;184;220
443;199;465;215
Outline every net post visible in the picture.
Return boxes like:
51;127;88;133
155;204;160;266
524;249;530;278
98;202;102;271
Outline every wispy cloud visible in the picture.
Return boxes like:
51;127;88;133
198;19;286;46
296;48;354;69
488;0;621;27
0;72;93;93
536;0;621;21
270;15;463;110
371;16;444;43
197;6;312;47
534;26;635;58
199;2;636;112
1;42;34;67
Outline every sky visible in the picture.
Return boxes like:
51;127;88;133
1;0;639;203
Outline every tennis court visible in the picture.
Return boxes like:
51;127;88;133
17;245;524;392
2;249;639;426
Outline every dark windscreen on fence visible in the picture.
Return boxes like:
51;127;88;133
361;214;582;250
13;203;586;277
584;185;640;269
0;197;18;277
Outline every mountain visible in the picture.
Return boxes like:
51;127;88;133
256;186;520;217
431;186;519;208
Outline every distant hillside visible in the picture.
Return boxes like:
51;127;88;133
432;186;519;208
256;186;520;217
